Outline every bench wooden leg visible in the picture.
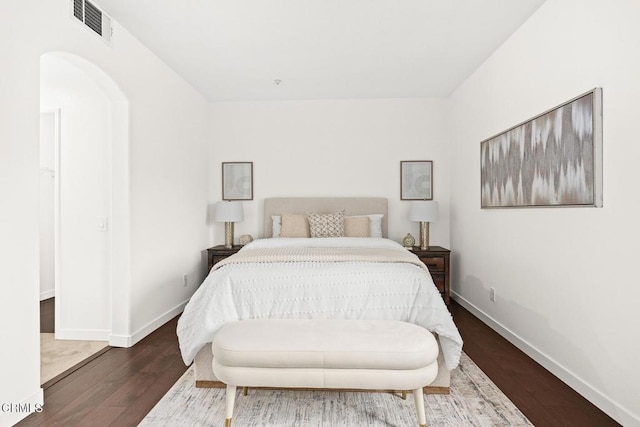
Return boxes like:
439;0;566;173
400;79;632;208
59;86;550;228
412;387;427;427
225;385;237;426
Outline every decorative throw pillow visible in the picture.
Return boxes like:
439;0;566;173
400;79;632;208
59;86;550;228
344;216;370;237
346;214;383;237
279;213;310;238
307;211;345;238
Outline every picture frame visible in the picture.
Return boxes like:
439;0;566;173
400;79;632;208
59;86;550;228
401;160;433;200
222;162;253;200
480;88;602;208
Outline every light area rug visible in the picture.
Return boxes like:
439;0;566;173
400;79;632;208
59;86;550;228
140;352;533;426
40;333;109;385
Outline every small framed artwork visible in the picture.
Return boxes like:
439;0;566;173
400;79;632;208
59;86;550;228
222;162;253;200
401;160;433;200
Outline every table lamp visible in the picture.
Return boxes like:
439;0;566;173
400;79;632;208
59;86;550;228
408;201;439;250
214;201;244;248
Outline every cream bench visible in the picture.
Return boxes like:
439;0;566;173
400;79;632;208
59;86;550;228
212;319;439;427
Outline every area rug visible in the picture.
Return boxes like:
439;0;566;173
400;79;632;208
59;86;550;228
140;352;532;426
40;333;109;385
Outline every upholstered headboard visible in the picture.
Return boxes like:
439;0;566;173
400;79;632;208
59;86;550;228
263;197;388;238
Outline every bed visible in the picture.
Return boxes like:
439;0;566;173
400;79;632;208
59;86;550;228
177;197;463;393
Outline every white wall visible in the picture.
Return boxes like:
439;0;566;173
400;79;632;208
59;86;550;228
208;98;451;246
127;62;210;340
449;0;640;425
0;6;42;423
0;0;209;424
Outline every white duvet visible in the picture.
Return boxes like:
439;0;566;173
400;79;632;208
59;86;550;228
177;237;463;370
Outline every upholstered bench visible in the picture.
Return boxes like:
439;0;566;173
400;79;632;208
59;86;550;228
212;319;439;427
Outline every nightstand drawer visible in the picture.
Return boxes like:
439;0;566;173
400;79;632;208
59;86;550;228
207;245;242;272
212;255;232;266
410;246;450;306
420;256;445;272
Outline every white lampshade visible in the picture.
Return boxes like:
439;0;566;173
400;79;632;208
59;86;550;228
214;201;244;222
408;201;439;222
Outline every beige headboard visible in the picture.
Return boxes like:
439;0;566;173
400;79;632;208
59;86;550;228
263;197;388;238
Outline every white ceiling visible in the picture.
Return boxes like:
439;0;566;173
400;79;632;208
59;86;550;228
97;0;546;102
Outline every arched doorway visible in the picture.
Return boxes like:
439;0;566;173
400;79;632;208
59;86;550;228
39;52;131;355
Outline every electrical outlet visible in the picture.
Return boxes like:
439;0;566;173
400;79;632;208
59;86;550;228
489;287;496;302
97;216;108;231
183;274;188;287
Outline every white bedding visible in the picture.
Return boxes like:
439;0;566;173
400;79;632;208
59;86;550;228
177;237;463;370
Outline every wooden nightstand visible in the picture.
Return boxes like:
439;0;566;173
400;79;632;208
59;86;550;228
207;245;242;272
409;246;451;306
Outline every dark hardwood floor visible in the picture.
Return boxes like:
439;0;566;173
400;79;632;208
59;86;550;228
21;315;187;426
20;301;619;426
40;298;55;333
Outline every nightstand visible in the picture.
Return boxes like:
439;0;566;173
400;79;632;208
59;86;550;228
207;245;242;272
409;246;451;306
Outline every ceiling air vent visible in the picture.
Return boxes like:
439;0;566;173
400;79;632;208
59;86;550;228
72;0;112;44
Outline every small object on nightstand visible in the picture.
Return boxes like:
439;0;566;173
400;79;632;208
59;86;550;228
402;233;415;249
239;234;253;246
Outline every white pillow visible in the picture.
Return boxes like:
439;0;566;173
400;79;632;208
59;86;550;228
272;214;383;238
271;215;282;237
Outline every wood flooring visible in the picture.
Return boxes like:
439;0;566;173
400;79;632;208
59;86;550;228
39;298;54;334
19;300;620;426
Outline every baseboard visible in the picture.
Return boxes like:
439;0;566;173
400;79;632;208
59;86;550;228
451;292;639;427
108;299;188;348
39;289;55;301
0;387;43;426
108;333;131;348
55;328;110;342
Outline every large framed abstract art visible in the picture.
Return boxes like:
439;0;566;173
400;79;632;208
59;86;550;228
481;88;603;208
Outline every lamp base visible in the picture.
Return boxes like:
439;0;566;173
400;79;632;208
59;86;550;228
419;221;430;250
224;222;234;248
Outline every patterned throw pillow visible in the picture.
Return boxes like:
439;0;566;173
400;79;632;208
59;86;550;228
307;211;345;238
